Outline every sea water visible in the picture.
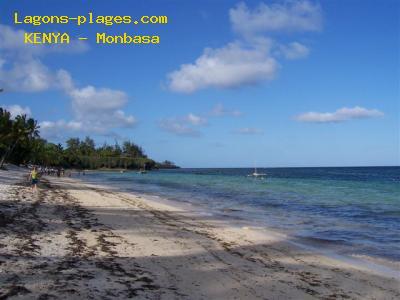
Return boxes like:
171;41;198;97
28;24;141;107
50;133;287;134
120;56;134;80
80;167;400;264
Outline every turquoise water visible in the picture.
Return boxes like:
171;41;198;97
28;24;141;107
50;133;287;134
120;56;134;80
81;167;400;262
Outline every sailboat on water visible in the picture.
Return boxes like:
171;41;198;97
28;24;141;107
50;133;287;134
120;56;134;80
248;166;267;178
138;163;147;174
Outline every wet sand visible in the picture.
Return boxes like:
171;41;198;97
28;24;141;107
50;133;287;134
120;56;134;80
0;169;399;299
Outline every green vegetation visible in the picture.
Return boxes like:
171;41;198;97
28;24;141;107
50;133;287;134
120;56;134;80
0;107;177;170
157;160;180;169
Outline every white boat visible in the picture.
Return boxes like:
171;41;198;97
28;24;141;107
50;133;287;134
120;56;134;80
248;167;267;178
138;164;147;174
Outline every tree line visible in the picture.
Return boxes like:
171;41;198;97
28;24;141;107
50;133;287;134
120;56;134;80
0;107;177;170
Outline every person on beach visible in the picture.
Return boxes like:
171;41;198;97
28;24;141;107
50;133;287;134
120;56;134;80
29;166;39;192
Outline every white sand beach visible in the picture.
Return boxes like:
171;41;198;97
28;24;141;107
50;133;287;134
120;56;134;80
0;168;399;299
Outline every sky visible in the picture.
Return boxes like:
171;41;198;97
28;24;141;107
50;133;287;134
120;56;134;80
0;0;398;167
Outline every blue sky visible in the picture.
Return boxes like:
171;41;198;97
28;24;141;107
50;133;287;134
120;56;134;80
0;0;398;167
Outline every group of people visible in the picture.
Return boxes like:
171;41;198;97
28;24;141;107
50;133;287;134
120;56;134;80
27;165;67;192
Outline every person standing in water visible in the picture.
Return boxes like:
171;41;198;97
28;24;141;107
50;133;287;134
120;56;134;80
29;166;39;192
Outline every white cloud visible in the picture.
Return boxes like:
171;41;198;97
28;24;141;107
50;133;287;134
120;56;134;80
0;59;54;92
185;113;207;125
167;1;322;93
279;42;310;59
159;119;201;137
40;110;137;139
230;1;322;37
0;24;135;139
111;110;137;127
160;106;244;137
40;71;136;138
39;120;84;139
69;86;128;116
3;105;31;118
56;70;133;127
0;25;26;51
40;120;83;131
0;25;88;93
159;112;208;137
167;41;278;93
210;103;242;117
234;127;263;135
295;106;384;123
0;24;88;56
56;69;74;91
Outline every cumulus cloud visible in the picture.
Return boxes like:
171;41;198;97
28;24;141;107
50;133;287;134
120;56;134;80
295;106;384;123
110;110;137;128
159;113;208;137
234;127;264;135
279;42;310;59
40;70;136;138
38;120;84;140
166;1;321;93
167;41;278;93
40;120;83;132
159;119;201;137
3;105;31;118
0;24;136;139
210;103;242;117
0;25;88;93
0;25;26;52
40;115;136;139
0;24;88;56
0;59;54;92
68;86;128;116
230;1;322;36
56;69;74;91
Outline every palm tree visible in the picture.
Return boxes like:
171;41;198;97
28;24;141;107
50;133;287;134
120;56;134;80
0;114;39;168
0;108;12;141
0;108;13;166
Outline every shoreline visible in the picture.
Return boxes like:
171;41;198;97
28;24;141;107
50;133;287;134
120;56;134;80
78;171;400;277
1;168;399;299
80;173;400;279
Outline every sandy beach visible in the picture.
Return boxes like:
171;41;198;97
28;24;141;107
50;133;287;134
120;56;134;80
0;168;399;299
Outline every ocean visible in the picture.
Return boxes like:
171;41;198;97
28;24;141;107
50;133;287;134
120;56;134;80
79;167;400;263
